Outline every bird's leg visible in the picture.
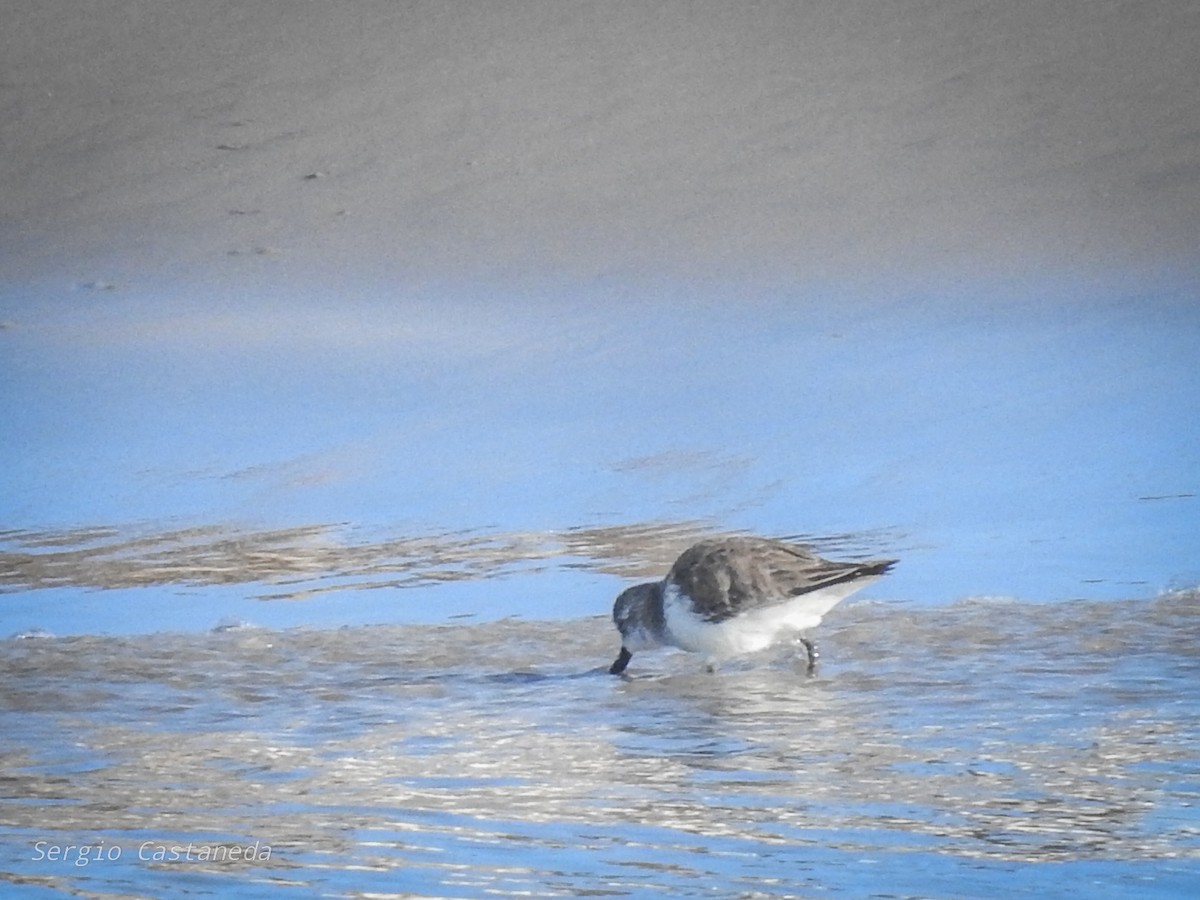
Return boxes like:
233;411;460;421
798;637;818;676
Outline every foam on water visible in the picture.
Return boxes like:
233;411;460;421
2;594;1197;898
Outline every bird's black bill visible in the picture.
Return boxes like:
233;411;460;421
609;646;633;675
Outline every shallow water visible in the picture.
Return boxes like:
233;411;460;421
2;594;1197;898
3;252;1198;900
4;280;1199;634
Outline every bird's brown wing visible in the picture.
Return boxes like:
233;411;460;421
669;538;895;624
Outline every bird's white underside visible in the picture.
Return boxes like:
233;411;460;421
661;576;881;660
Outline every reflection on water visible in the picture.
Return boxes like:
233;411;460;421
1;594;1197;897
0;519;900;600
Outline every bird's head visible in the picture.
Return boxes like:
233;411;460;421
609;582;664;674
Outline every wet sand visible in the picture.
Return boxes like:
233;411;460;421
3;1;1198;288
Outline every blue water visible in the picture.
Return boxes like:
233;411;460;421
2;274;1198;636
2;273;1199;898
0;598;1198;898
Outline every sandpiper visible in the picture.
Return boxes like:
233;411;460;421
609;536;896;675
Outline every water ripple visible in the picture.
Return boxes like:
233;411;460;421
1;594;1198;897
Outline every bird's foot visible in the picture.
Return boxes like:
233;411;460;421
609;646;633;675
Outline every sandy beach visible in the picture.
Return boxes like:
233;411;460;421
3;0;1198;290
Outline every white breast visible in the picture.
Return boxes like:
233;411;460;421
661;579;876;660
